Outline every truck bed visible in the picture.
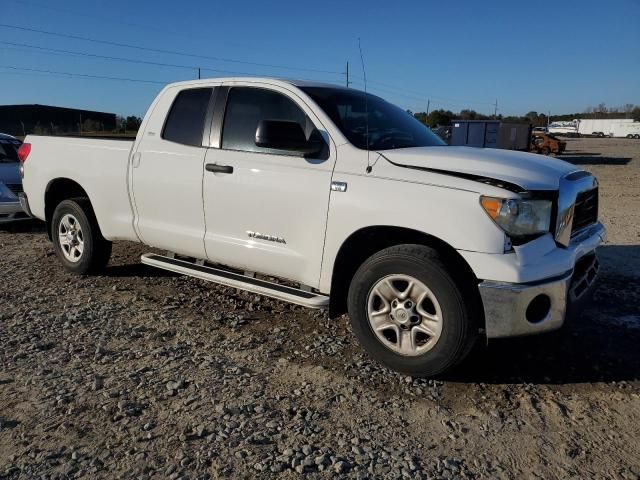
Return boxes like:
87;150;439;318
40;134;136;141
22;135;139;242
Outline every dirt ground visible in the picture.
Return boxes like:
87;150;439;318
1;137;639;479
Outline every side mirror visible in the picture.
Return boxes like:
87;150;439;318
255;120;325;156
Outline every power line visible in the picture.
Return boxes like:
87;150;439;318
0;22;494;110
370;79;496;106
0;40;280;77
0;42;345;86
0;65;168;85
6;0;226;45
349;79;491;110
0;23;344;75
348;74;496;106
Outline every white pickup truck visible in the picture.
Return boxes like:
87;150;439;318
19;77;605;376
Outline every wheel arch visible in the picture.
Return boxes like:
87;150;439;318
44;178;92;240
327;225;481;320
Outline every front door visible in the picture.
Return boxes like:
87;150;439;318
202;85;335;287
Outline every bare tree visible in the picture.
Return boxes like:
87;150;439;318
623;103;635;118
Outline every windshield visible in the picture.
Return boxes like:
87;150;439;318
300;86;446;150
0;141;19;163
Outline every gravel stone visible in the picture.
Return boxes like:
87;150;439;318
0;137;638;479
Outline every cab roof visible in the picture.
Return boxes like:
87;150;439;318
166;77;351;91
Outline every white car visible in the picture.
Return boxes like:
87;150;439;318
19;78;605;376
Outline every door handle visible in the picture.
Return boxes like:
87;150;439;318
205;163;233;174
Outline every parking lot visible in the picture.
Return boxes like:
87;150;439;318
1;137;639;479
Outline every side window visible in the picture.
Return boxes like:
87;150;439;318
162;88;212;147
221;87;314;155
0;142;18;163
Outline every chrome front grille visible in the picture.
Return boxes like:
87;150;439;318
571;187;598;235
555;171;599;247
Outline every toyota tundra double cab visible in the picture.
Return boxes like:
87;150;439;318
18;77;605;376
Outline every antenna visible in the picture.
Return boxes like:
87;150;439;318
345;61;351;88
358;38;372;173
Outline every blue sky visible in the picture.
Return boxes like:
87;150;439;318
1;0;638;118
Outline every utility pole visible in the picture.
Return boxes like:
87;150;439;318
79;113;82;136
345;61;350;88
493;99;498;118
198;68;201;80
547;110;550;128
426;99;430;117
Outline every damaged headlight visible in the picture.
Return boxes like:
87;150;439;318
480;196;552;237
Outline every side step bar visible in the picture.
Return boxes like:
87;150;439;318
141;253;329;309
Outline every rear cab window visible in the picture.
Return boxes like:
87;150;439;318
162;88;213;147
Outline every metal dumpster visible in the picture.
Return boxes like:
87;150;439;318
450;120;531;150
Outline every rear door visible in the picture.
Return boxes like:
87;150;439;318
201;84;336;287
130;86;214;258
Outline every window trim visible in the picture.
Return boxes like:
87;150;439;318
208;86;228;149
215;85;324;159
160;87;214;148
201;87;219;148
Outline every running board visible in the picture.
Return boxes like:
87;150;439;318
141;253;329;309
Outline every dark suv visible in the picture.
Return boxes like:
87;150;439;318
0;133;29;223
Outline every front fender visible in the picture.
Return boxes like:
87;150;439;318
319;172;506;293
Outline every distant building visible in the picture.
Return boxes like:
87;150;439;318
0;104;117;136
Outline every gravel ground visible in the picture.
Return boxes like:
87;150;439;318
1;137;639;479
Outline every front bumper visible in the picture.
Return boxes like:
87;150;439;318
0;200;22;215
0;200;29;223
479;223;604;338
18;193;33;217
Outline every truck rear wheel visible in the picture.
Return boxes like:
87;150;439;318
51;198;112;275
347;244;478;377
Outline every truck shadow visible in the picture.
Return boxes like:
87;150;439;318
0;218;46;233
560;151;602;156
103;263;178;278
449;245;640;385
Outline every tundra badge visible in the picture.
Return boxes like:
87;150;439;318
247;231;287;244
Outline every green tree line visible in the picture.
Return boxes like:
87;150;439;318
411;103;640;128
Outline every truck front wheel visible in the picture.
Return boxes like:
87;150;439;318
347;244;478;377
51;198;112;275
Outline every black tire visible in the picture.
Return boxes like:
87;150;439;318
51;198;112;275
540;146;551;156
347;244;479;377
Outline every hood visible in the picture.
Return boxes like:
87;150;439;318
378;146;578;191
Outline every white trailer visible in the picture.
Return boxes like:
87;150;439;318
548;121;578;136
609;121;640;139
577;118;633;137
